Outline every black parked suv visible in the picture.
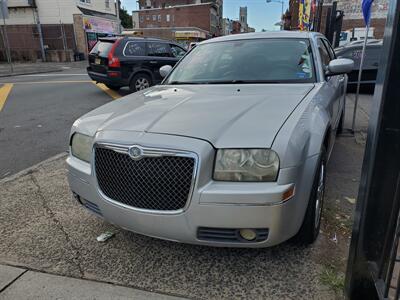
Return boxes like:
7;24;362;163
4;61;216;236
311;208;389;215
87;37;187;92
335;40;382;93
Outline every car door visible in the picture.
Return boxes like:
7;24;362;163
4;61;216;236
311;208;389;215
318;38;343;132
323;38;346;125
119;40;148;83
146;42;178;83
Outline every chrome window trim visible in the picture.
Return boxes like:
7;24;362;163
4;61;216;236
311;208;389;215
122;41;147;58
92;142;199;215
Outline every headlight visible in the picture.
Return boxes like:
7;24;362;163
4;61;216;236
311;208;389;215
214;149;279;182
71;133;93;163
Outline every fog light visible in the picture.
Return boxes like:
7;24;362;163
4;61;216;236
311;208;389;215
239;229;257;241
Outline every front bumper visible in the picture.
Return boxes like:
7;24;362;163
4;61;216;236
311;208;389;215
67;132;317;248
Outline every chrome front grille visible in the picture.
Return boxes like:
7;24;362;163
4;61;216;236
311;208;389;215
94;144;196;212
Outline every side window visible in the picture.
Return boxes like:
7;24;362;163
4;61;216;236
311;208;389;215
317;38;331;69
147;42;171;57
170;45;186;59
322;39;336;60
124;41;146;56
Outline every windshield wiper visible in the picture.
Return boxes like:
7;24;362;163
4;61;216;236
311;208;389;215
168;80;286;85
206;80;284;84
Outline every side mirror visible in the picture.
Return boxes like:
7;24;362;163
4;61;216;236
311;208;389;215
326;58;354;76
160;65;173;78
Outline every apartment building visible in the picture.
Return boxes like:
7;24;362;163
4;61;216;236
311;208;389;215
221;18;232;36
1;0;118;62
131;0;223;47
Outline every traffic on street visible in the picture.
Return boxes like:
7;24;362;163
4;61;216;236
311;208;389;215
0;66;127;179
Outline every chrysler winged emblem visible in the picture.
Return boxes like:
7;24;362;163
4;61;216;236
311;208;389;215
128;146;144;160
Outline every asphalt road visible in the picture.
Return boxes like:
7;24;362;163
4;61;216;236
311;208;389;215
0;67;130;179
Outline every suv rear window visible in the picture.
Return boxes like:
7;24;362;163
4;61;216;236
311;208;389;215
90;41;115;57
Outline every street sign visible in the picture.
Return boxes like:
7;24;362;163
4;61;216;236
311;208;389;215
0;0;8;19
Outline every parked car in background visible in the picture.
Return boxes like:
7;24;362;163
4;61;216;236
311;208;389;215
68;32;353;248
339;27;375;46
335;39;382;93
87;37;187;92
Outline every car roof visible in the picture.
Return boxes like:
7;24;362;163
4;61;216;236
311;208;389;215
98;37;118;42
124;36;174;43
99;36;178;44
201;31;323;44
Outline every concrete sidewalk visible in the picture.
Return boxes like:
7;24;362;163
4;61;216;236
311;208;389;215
0;61;87;77
0;265;184;300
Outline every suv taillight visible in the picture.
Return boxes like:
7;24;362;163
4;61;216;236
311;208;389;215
108;39;122;68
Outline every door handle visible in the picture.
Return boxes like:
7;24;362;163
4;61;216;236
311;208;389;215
149;61;157;64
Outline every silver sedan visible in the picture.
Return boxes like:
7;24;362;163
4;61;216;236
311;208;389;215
67;32;353;247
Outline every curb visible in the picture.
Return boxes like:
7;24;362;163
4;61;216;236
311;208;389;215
0;152;68;184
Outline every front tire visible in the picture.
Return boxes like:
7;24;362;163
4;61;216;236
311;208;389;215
295;147;327;245
129;73;152;93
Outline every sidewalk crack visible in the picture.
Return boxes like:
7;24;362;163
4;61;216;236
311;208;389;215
0;269;28;294
29;173;84;277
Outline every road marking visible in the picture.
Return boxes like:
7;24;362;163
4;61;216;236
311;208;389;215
94;82;121;100
19;74;88;77
0;83;13;112
12;80;93;85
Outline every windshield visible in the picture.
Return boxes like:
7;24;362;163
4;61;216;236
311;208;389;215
164;38;315;84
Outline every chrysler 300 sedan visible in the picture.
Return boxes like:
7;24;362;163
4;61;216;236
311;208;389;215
67;32;353;248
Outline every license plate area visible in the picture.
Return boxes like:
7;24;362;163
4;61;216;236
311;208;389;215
95;58;101;65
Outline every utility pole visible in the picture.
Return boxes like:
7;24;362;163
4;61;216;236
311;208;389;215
0;0;12;73
266;0;285;30
116;0;121;34
32;3;46;62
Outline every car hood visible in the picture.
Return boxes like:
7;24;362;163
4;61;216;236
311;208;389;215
76;84;314;148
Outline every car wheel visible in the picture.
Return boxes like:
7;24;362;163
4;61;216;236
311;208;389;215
129;73;152;93
295;146;327;245
337;110;344;135
105;84;121;91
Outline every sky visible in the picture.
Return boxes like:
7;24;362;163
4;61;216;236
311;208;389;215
120;0;289;32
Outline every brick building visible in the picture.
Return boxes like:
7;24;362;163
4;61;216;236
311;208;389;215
131;0;223;47
0;0;119;62
231;20;241;34
283;0;300;31
285;0;389;39
326;0;388;39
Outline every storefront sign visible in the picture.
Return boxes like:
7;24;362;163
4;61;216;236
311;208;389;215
299;0;312;31
175;31;206;39
83;15;118;34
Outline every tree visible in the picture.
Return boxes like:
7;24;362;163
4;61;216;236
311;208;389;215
119;2;132;29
